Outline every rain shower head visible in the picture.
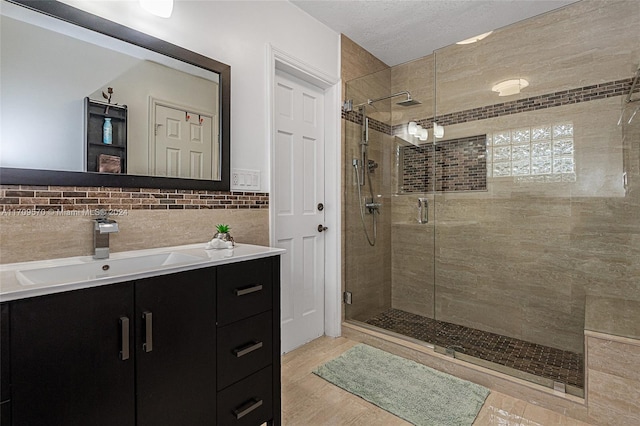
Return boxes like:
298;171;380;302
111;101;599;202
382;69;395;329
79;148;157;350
396;97;421;107
344;91;421;111
365;90;421;108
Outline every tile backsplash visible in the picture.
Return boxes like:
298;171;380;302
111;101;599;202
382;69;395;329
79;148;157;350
0;185;270;263
0;185;268;212
402;135;487;193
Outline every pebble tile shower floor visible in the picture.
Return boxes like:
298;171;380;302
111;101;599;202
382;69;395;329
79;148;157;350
365;308;584;389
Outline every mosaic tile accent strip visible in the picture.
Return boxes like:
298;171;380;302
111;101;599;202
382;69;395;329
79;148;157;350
0;185;268;212
342;108;391;135
343;77;638;136
366;308;584;388
433;78;637;128
402;135;487;192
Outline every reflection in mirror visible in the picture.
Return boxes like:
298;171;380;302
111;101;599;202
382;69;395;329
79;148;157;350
0;0;230;190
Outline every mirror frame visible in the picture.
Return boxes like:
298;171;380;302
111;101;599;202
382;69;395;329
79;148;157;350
1;0;230;191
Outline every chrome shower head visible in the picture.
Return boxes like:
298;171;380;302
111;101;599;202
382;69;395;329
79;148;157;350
366;91;421;107
396;97;421;107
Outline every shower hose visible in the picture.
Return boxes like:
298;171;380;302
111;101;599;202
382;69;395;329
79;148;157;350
353;160;377;246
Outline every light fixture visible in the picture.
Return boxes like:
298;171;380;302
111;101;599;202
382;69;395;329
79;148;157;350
406;121;428;142
492;79;529;96
433;123;444;139
139;0;174;18
456;31;493;45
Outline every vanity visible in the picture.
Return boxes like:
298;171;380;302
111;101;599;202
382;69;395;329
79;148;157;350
0;243;284;425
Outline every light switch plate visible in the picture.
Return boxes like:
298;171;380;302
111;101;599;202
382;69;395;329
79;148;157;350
231;169;261;191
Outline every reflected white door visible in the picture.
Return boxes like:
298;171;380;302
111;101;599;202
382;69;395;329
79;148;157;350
274;69;325;353
154;105;213;179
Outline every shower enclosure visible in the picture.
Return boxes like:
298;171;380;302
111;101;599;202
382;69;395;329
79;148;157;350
343;0;640;399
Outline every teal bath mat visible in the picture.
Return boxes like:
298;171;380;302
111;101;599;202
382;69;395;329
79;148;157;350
313;344;490;426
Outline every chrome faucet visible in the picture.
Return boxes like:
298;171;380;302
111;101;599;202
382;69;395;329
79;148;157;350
93;214;119;259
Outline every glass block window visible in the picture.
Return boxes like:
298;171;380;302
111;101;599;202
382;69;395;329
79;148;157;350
487;123;575;181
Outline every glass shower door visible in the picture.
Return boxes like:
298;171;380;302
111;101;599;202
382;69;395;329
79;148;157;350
343;68;438;344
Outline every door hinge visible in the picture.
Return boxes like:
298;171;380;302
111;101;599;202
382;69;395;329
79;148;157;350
343;291;352;305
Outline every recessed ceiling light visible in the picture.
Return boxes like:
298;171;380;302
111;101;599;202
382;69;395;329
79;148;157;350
456;31;493;45
492;79;529;96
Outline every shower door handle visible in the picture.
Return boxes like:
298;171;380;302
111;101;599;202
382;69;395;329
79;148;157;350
318;224;328;232
418;198;429;224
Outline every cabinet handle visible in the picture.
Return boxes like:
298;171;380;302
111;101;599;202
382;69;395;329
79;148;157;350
234;284;263;296
233;341;263;358
119;316;130;361
142;311;153;353
233;398;263;419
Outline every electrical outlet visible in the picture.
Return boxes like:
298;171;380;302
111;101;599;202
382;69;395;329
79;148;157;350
231;169;260;191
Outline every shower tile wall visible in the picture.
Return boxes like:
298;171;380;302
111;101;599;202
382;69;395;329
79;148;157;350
341;36;394;322
344;118;394;321
386;0;640;355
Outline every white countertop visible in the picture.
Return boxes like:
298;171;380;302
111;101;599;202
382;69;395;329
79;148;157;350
0;243;285;302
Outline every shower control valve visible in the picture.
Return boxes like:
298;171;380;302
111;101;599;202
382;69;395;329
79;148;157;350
365;200;382;214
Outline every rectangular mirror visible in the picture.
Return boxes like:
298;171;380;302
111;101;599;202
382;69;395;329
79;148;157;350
0;0;230;190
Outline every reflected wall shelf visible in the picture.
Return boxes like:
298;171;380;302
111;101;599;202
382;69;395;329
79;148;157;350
84;97;128;174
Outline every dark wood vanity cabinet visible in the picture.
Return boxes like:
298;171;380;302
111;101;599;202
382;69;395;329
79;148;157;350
135;268;217;426
5;256;281;426
216;257;281;426
10;282;136;426
1;303;10;425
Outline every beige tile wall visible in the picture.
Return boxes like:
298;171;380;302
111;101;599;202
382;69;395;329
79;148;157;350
433;0;640;116
586;332;640;425
382;0;640;354
0;208;268;264
341;36;393;322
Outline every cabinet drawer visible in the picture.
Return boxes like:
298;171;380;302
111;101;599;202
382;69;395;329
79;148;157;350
217;366;273;426
217;311;272;390
217;258;273;326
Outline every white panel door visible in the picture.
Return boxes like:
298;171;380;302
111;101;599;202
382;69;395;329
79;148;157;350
274;69;325;353
154;105;213;179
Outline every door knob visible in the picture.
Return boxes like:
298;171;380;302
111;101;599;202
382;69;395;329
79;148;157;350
318;224;328;232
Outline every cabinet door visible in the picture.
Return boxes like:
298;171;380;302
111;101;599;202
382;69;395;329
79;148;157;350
135;267;216;426
10;283;135;426
1;303;10;425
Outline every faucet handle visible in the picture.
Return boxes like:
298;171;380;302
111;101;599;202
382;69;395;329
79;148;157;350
94;216;119;233
97;221;119;233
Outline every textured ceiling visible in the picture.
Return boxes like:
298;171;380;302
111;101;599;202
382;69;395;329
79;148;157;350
290;0;578;66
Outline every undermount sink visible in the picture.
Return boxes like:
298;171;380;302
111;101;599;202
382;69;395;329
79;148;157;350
16;252;204;286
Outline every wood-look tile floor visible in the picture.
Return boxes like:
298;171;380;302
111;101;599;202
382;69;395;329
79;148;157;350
281;336;594;426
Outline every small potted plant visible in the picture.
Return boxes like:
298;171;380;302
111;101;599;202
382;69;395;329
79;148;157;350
213;224;234;244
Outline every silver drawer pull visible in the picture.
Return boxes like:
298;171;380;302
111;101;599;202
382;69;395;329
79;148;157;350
142;311;153;353
233;341;263;358
233;398;263;419
234;284;263;296
119;316;130;361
